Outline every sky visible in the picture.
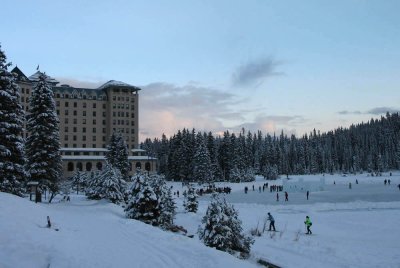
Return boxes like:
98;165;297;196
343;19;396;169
2;0;400;141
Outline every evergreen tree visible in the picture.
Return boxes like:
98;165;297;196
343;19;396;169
198;194;253;255
125;173;159;225
0;46;26;196
149;174;176;227
26;72;62;202
106;131;129;179
193;133;213;183
183;185;198;213
71;171;87;194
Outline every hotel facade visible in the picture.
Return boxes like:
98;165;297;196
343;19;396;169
12;67;157;178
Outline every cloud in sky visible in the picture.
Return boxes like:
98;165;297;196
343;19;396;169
139;83;245;139
338;107;399;115
366;107;400;115
232;57;283;87
139;83;308;140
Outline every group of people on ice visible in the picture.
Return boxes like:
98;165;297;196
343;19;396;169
267;212;313;235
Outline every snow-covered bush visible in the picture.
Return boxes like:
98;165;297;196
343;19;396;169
198;194;254;256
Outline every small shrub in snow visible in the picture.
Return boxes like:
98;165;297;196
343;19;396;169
198;194;254;256
183;185;198;213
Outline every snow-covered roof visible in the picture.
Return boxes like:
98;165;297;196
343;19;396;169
61;148;108;152
28;71;59;85
98;80;141;91
61;156;157;160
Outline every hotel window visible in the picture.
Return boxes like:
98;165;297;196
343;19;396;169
126;112;129;117
73;110;77;116
113;96;116;101
83;111;86;116
83;119;86;124
65;118;68;124
93;103;96;108
93;119;96;124
83;136;86;141
131;121;134;126
26;89;30;94
73;119;77;124
83;102;87;108
74;102;77;107
56;101;60;106
103;112;106;117
65;102;69;107
113;104;116;108
64;135;68;141
83;127;86;133
73;127;77;132
102;128;106;133
65;110;69;115
22;88;25;93
126;97;129;101
113;112;116;116
102;136;106;141
93;128;96;133
65;127;68;132
102;120;106;125
93;144;96;148
73;135;77;141
82;144;86;148
73;144;77;148
103;104;106;109
93;111;96;116
131;113;134;118
57;110;60;115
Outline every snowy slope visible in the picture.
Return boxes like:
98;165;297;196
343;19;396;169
1;172;400;268
0;193;256;268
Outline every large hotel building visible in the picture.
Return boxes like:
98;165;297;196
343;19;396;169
12;67;156;178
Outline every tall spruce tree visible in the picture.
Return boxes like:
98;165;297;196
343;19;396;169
193;133;213;183
26;72;62;202
183;185;198;213
0;46;26;196
106;131;130;179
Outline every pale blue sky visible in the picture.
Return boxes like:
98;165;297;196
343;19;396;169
2;0;400;140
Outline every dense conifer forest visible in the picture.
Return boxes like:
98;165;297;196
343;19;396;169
141;113;400;182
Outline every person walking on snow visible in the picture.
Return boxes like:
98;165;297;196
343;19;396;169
304;216;312;234
276;192;279;202
267;212;276;231
285;191;288;201
306;190;309;200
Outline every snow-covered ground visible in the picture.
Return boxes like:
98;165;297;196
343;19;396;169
1;172;400;268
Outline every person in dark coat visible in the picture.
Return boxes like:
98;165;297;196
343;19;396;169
285;191;288;201
306;191;309;200
267;212;276;231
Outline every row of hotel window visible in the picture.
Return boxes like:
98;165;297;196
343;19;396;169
58;117;135;126
54;93;136;101
67;161;151;172
63;143;137;149
64;127;134;134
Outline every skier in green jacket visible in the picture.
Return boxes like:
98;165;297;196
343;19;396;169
304;216;312;234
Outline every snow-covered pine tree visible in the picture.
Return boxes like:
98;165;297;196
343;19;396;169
198;194;254;255
183;185;198;213
125;173;159;225
193;133;213;183
105;131;130;179
148;174;176;227
86;171;103;200
26;71;62;203
71;171;87;194
0;46;26;196
99;164;125;204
